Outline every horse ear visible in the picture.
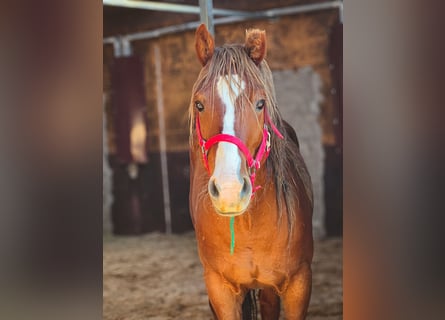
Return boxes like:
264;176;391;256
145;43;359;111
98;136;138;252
195;24;215;66
245;29;267;65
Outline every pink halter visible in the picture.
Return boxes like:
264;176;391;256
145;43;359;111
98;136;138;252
195;108;284;194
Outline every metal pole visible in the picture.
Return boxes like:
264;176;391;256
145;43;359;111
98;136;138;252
103;1;342;44
110;37;132;57
103;0;253;17
153;44;172;234
199;0;214;36
121;37;132;56
338;1;343;24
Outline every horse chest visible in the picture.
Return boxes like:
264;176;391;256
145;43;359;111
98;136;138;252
199;232;291;289
193;187;299;290
223;246;290;290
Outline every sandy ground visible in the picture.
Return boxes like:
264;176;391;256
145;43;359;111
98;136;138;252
103;233;342;319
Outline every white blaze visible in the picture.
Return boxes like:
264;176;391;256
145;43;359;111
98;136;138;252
213;75;246;181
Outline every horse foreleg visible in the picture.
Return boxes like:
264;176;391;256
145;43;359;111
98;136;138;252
205;270;244;319
259;288;280;320
281;262;312;320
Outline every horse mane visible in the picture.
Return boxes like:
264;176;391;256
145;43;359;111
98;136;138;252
189;44;313;230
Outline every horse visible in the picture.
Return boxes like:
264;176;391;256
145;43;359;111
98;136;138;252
188;24;314;320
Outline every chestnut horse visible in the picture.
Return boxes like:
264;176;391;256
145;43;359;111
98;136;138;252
189;24;314;320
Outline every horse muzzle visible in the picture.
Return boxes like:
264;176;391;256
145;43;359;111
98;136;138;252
208;175;252;216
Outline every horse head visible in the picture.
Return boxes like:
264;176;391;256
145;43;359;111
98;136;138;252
192;24;277;217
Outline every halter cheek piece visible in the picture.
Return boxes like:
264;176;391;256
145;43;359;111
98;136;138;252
195;109;284;195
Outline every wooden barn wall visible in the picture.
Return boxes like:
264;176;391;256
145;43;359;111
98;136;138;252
104;11;340;154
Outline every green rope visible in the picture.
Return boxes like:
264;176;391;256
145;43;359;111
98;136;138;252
230;216;235;255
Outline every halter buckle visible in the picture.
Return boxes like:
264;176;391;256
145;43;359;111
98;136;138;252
248;163;257;177
200;138;207;155
266;130;271;152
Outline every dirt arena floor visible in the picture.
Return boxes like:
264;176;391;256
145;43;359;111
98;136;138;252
103;232;342;319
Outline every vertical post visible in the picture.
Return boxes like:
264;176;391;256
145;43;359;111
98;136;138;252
112;40;122;58
154;44;172;234
112;37;133;58
103;93;113;235
199;0;214;36
121;37;132;56
338;1;343;24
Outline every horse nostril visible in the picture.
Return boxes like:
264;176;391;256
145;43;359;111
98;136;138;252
208;178;220;198
240;177;251;198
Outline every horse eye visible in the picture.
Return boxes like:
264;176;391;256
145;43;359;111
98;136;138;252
256;99;265;111
195;101;204;112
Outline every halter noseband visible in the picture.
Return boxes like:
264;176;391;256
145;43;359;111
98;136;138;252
195;108;284;195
